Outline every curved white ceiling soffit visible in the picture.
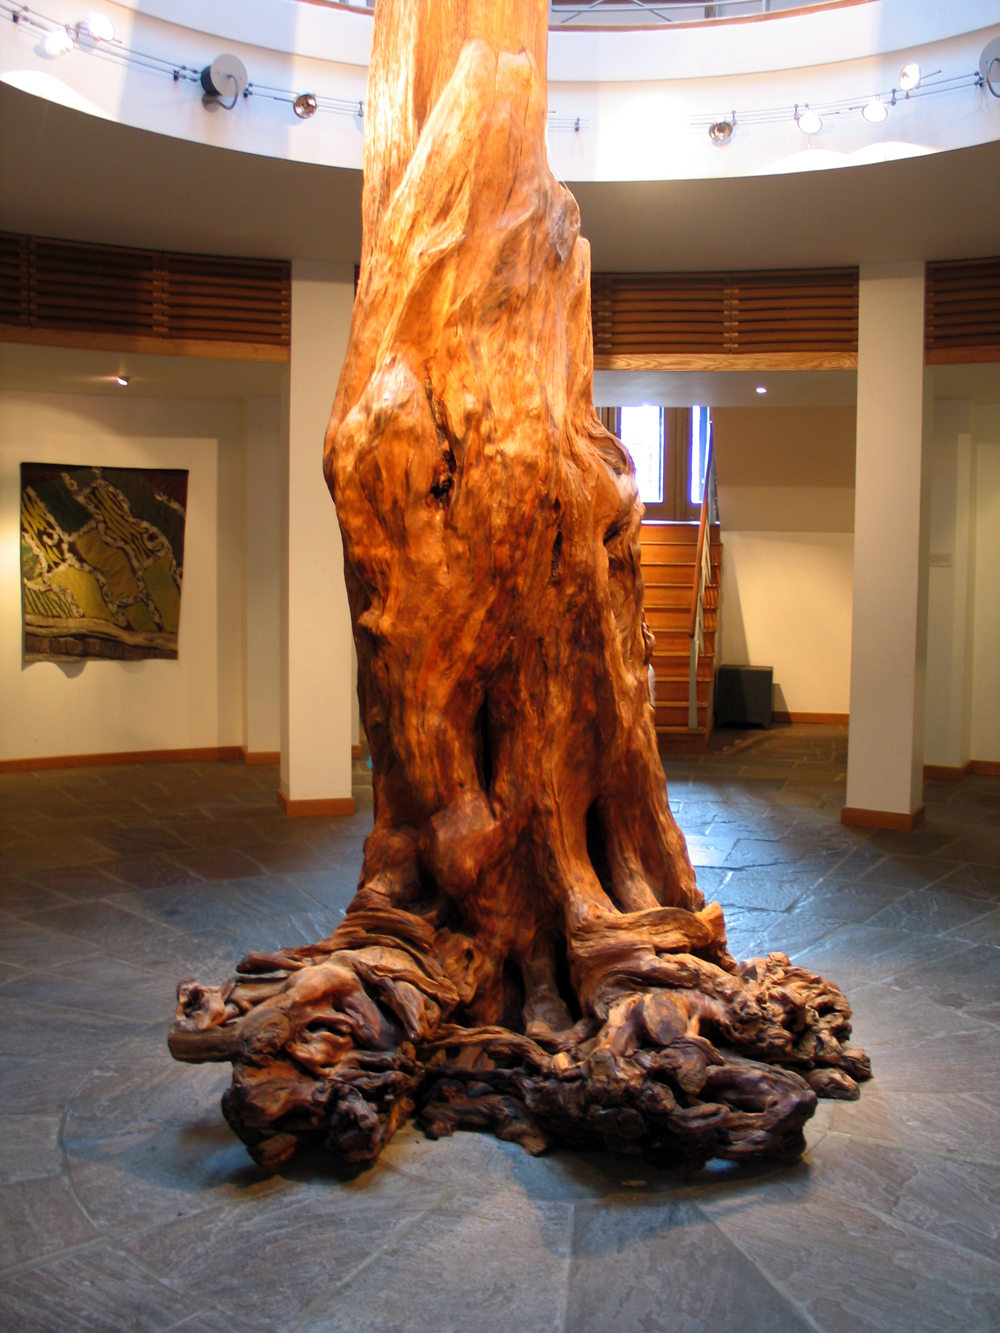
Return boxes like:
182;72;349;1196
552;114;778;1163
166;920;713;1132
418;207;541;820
1;0;998;181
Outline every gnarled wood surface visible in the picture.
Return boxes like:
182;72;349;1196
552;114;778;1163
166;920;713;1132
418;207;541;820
169;0;869;1171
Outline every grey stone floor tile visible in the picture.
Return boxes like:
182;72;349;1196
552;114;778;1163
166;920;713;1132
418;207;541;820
0;1056;103;1115
869;1028;1000;1097
701;1178;1000;1333
938;863;1000;901
0;1115;62;1184
18;863;126;902
0;969;168;1024
946;907;1000;948
293;1191;572;1333
565;1198;812;1333
859;855;962;890
98;855;210;892
793;924;977;994
867;887;995;937
0;918;100;972
721;906;837;960
64;1031;229;1143
20;901;209;971
107;880;329;936
0;960;29;986
788;879;913;926
843;978;992;1053
0;1174;99;1270
801;1132;1000;1262
825;1088;1000;1165
66;1122;289;1237
0;1240;208;1333
0;997;147;1060
161;847;268;882
123;1178;447;1330
0;881;70;913
889;943;1000;1017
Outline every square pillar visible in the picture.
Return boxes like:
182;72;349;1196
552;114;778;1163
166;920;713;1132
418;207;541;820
243;395;282;764
843;263;931;832
279;261;356;816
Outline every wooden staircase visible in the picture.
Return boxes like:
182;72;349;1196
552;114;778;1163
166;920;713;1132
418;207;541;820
640;520;722;752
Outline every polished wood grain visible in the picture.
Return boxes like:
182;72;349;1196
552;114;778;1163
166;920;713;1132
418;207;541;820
169;0;869;1171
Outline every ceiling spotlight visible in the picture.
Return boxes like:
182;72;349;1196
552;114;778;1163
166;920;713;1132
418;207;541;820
898;63;921;92
79;12;115;42
116;374;129;387
294;93;318;120
43;26;76;57
200;54;248;110
708;118;734;145
756;386;767;395
796;107;822;135
862;97;888;123
981;37;1000;98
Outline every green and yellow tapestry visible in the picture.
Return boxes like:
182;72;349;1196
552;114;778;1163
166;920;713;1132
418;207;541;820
20;463;188;661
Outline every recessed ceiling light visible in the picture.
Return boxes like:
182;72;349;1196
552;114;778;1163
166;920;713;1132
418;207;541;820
862;97;888;123
43;26;76;57
79;13;115;41
708;119;734;145
294;93;318;120
116;374;129;387
756;386;767;395
899;63;921;92
796;107;822;135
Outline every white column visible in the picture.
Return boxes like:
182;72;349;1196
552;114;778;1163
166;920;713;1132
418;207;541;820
280;261;356;815
844;263;930;831
923;403;976;774
242;394;283;762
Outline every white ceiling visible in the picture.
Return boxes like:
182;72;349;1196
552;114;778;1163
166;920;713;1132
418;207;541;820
0;342;286;399
2;83;999;273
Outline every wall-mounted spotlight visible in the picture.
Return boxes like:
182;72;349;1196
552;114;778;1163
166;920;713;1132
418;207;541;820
862;96;888;123
755;385;767;395
795;106;822;135
708;117;734;145
200;55;248;110
981;37;1000;98
116;374;129;387
79;13;115;42
294;93;318;120
43;26;76;57
898;62;921;92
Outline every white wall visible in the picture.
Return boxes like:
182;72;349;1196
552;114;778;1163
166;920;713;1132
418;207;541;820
243;395;282;756
281;263;356;804
971;405;1000;764
0;391;245;761
719;532;854;716
714;405;855;715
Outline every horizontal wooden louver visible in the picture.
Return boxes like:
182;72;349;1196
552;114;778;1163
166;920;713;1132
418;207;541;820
730;268;858;353
925;257;1000;364
0;230;290;361
591;267;858;363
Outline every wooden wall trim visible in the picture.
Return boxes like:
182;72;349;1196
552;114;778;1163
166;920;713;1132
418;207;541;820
773;711;849;725
594;351;857;372
0;746;245;773
0;324;289;362
277;791;356;817
841;805;925;832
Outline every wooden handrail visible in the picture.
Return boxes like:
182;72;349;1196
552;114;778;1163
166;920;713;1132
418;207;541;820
689;432;714;640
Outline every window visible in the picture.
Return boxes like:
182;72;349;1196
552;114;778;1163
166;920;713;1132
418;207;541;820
619;405;663;504
690;405;712;506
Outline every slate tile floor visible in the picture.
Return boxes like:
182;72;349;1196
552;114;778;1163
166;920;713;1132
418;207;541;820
1;725;998;1332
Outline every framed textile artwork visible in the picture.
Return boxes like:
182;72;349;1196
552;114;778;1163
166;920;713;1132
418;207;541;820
20;463;188;662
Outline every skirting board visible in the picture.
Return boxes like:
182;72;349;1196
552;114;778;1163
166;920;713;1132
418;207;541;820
773;711;849;725
352;744;363;759
841;805;926;832
0;746;244;773
242;749;280;766
277;791;356;818
923;760;1000;781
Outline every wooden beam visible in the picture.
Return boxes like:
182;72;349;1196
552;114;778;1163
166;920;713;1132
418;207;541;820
594;351;857;372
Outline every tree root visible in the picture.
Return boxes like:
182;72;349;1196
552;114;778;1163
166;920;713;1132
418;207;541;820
169;899;869;1172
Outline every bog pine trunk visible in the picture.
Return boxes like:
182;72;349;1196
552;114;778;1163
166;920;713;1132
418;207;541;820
169;0;868;1170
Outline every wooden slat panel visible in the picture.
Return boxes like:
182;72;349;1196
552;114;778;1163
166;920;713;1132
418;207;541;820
925;257;1000;357
0;231;291;358
593;267;858;358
